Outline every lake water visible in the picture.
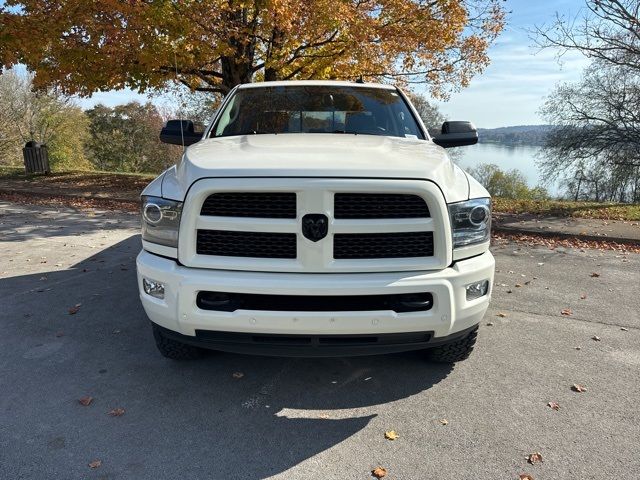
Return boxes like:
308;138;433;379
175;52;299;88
454;143;560;196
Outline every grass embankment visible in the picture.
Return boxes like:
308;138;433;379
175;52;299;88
493;198;640;222
0;168;154;211
1;168;639;221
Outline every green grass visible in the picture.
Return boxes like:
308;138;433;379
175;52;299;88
493;197;640;221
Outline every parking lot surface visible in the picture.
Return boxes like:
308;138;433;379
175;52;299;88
1;201;639;479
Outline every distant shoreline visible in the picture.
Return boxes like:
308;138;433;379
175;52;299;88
476;124;552;148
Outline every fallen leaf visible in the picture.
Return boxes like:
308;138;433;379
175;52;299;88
561;308;572;316
590;272;600;277
440;419;449;425
571;384;587;393
519;474;535;480
384;430;399;441
88;460;101;469
515;283;522;288
621;327;629;331
78;396;93;406
371;467;387;478
575;346;582;350
108;407;125;417
486;322;495;326
580;293;587;300
55;331;64;338
232;372;244;379
524;280;531;285
497;312;507;318
68;304;81;315
526;452;543;464
591;335;601;341
547;401;560;411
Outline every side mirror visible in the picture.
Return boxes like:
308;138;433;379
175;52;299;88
432;121;478;148
160;120;203;146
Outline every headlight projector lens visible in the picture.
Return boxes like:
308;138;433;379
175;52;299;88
143;203;163;224
469;205;489;226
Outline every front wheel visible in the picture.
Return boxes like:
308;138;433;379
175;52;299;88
425;327;478;363
152;324;206;360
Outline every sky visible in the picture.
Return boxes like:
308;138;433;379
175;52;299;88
429;0;591;128
3;0;590;128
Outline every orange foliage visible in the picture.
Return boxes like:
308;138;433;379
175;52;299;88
0;0;505;96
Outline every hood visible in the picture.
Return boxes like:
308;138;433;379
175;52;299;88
162;133;470;202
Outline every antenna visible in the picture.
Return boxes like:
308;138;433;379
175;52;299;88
173;49;186;150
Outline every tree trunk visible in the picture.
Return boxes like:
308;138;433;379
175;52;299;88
220;56;253;91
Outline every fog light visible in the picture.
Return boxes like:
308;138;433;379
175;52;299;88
143;278;165;299
466;280;489;300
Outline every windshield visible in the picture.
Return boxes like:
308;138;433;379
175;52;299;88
211;86;424;139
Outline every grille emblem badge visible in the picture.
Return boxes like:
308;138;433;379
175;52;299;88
302;214;329;242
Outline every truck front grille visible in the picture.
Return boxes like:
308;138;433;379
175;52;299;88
200;192;296;218
197;230;296;258
184;179;446;272
334;232;434;259
334;193;429;218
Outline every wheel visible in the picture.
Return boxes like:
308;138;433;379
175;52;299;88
425;327;478;363
152;324;206;360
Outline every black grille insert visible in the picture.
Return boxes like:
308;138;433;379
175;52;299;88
197;230;296;258
196;330;433;348
334;231;434;259
201;192;296;218
196;291;433;313
334;193;429;219
195;330;433;347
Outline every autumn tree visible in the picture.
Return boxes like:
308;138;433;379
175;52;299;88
0;68;91;170
407;93;446;130
468;163;549;200
85;102;181;173
0;0;505;98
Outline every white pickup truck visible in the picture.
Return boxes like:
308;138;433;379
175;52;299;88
136;80;494;362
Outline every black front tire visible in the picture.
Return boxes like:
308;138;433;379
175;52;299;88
425;327;478;363
152;324;206;360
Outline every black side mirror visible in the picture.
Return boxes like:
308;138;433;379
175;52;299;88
160;120;203;146
432;121;478;148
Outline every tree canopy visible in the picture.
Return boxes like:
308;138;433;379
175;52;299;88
536;0;640;203
0;69;91;170
86;102;180;173
0;0;504;97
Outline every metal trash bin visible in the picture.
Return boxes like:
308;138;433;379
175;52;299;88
23;141;50;174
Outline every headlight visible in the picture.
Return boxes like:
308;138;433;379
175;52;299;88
141;196;183;247
448;198;491;248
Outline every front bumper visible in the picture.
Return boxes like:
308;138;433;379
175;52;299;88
136;249;495;352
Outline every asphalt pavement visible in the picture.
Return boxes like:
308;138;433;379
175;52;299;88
1;201;639;480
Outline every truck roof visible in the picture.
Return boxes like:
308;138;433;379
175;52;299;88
237;80;396;90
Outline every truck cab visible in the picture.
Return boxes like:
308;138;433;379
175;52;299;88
136;80;494;362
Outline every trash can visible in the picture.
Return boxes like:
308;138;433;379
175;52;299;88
23;141;50;174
